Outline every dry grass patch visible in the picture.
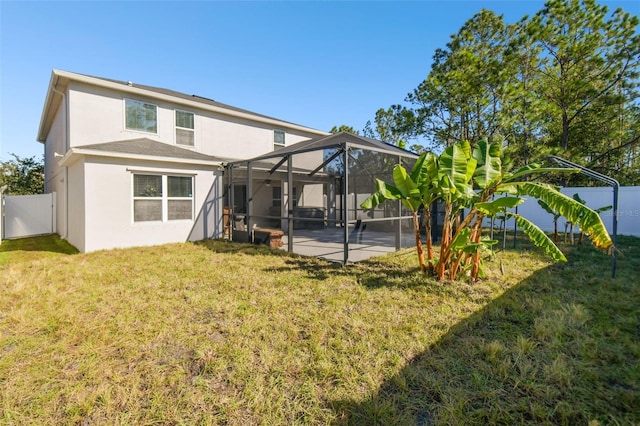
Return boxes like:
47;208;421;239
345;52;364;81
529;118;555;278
1;235;638;424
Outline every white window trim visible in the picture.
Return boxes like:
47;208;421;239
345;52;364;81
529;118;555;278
175;109;196;148
124;98;159;135
132;173;194;223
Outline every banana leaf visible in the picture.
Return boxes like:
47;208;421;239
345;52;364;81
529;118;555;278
501;182;613;251
472;140;502;188
511;213;567;261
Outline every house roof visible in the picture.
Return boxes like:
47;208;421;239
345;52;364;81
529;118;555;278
58;138;226;167
230;132;419;164
37;69;329;142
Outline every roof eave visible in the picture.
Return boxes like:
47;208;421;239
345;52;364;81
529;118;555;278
37;70;66;143
40;70;329;141
58;147;224;168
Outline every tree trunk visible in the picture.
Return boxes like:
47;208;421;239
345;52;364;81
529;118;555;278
435;202;453;280
412;211;427;273
561;110;569;151
469;216;484;281
424;207;434;267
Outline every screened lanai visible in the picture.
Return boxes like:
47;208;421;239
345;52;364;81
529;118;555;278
225;132;419;263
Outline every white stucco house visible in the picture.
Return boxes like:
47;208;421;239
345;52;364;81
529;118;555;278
37;70;328;252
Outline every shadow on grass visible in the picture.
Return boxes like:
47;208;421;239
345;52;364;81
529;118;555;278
195;238;294;258
0;234;78;255
329;238;640;425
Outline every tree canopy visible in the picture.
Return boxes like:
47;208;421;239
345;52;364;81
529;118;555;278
336;0;640;184
0;154;45;195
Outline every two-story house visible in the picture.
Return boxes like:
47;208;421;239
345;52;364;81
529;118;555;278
36;70;328;252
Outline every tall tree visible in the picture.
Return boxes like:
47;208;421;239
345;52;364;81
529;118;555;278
526;0;640;154
330;125;360;135
0;154;44;195
501;18;550;166
407;10;510;150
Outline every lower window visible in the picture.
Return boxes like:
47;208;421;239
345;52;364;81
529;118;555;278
133;174;193;222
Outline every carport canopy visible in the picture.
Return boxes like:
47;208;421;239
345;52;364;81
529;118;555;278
225;132;419;263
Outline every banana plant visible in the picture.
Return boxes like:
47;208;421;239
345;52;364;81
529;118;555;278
361;140;614;281
360;152;439;273
567;193;613;245
442;140;613;280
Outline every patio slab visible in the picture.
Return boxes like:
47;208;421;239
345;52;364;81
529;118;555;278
280;227;416;263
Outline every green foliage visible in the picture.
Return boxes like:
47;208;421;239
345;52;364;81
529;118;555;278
513;214;567;261
472;140;503;188
0;153;44;195
330;124;359;135
362;106;417;148
506;182;613;251
394;0;640;184
361;139;613;281
438;140;477;200
360;151;442;273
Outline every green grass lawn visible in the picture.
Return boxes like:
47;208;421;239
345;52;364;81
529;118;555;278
0;234;78;265
1;234;639;424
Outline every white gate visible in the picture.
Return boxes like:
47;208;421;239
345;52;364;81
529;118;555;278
1;193;56;239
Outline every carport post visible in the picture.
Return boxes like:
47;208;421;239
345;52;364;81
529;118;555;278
612;183;619;278
287;155;294;253
228;164;234;240
0;185;6;241
396;154;402;250
246;162;253;242
343;145;350;264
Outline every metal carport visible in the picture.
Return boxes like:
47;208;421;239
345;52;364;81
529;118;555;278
225;132;419;263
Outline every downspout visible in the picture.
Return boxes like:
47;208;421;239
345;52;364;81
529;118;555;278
52;85;69;239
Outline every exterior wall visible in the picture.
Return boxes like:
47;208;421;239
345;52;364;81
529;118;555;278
188;171;225;242
66;81;320;160
81;156;219;252
43;102;67;237
40;73;330;252
198;112;313;159
298;184;324;207
66;158;85;252
44;99;66;191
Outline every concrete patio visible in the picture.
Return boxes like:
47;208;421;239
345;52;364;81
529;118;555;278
280;226;417;263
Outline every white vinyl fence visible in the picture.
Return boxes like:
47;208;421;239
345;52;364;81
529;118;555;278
492;186;640;237
1;193;56;240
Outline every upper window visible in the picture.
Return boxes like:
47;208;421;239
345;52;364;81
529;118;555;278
125;99;157;133
274;129;285;150
175;110;195;146
133;174;193;222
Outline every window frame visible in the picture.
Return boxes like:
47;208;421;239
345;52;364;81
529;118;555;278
175;109;195;147
274;129;285;150
167;175;194;220
124;98;158;134
132;173;194;223
132;174;163;222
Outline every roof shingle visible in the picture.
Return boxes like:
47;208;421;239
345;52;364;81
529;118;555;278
79;138;223;162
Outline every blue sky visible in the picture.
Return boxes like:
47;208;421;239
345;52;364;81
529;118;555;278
1;0;638;160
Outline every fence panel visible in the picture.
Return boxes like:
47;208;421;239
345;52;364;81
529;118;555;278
501;186;640;237
2;193;56;239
